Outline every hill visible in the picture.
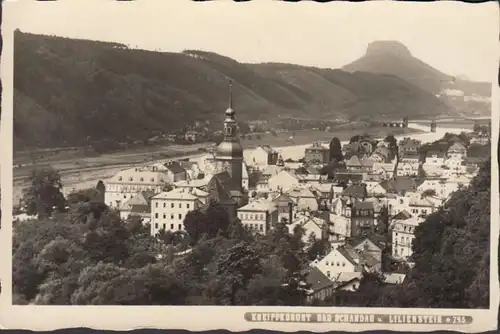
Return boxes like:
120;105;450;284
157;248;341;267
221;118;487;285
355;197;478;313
342;41;491;117
14;32;452;151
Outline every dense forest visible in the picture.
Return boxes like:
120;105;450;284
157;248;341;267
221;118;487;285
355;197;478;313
14;31;453;150
13;158;490;307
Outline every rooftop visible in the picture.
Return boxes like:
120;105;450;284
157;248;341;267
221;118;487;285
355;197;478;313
152;188;199;201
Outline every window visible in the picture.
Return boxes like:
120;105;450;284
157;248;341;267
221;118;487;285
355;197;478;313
155;213;158;219
259;224;263;231
171;203;174;208
327;271;331;278
326;261;329;266
170;224;174;230
155;223;158;229
179;203;182;209
336;262;340;266
162;214;166;219
163;203;166;208
178;224;182;230
129;177;133;181
140;177;144;182
171;214;174;219
395;248;398;255
163;224;166;229
155;202;159;208
124;194;127;199
178;214;182;219
342;262;345;267
118;177;123;181
150;178;155;182
187;203;190;209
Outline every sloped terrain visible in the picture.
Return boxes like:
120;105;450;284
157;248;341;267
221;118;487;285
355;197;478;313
14;32;452;150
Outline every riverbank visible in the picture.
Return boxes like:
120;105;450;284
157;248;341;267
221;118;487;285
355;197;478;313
12;126;422;204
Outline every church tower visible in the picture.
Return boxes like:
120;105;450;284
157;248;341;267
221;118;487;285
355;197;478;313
215;80;244;190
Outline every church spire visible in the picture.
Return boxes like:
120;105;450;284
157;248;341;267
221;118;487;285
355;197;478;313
225;79;235;118
229;79;233;109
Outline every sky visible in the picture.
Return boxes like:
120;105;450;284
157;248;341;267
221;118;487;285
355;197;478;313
4;0;499;82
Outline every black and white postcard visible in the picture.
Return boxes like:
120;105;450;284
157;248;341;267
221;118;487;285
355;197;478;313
1;0;498;332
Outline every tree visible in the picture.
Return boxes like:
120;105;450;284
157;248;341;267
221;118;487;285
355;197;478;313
183;201;231;244
22;168;67;219
349;135;360;143
212;242;262;305
96;180;106;203
329;137;343;162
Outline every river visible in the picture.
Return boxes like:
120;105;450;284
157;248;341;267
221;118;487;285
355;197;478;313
12;122;474;205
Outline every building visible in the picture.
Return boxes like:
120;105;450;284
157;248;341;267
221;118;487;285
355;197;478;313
207;81;246;218
104;167;171;208
163;161;188;183
214;81;244;192
370;147;391;163
399;138;421;155
312;245;362;280
237;198;278;234
305;267;336;303
118;190;154;223
273;192;295;223
305;142;330;164
350;200;377;237
267;170;300;193
392;215;422;259
150;188;203;235
447;142;467;159
408;195;437;217
246;145;279;168
424;151;447;166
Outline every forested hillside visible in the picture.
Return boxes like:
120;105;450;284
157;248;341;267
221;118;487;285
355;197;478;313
14;31;452;150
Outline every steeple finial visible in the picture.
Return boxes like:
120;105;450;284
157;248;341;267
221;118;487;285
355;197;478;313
229;79;233;109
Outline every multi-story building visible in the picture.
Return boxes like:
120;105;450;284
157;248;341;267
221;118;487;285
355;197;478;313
105;167;171;208
447;142;467;159
305;142;330;164
150;188;203;236
392;216;422;260
237;198;278;234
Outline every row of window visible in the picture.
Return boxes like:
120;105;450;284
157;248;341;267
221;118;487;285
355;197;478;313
245;223;264;232
118;176;165;183
325;261;346;267
154;222;183;231
155;202;191;209
239;212;266;221
154;213;183;220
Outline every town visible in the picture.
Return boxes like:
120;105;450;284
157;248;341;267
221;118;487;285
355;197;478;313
27;83;485;305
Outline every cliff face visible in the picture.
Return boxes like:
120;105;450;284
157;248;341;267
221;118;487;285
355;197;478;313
14;32;452;150
343;40;491;117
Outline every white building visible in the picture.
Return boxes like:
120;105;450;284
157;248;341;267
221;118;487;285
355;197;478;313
408;196;438;217
287;186;319;212
392;215;423;259
237;198;278;234
424;151;447;167
150;188;203;236
118;190;154;224
267;170;300;193
105;167;171;208
312;245;361;280
288;214;326;244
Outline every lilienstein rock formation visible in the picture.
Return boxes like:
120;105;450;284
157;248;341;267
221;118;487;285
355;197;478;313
14;32;484;150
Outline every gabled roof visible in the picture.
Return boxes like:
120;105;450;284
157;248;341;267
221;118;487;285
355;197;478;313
346;155;362;167
426;150;447;159
336;245;360;266
120;190;154;210
306;267;335;291
272;193;294;204
379;176;419;194
128;204;150;214
259;145;277;154
409;196;436;208
349;234;386;251
341;184;366;198
352;200;374;210
392;209;412;220
335;272;363;284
